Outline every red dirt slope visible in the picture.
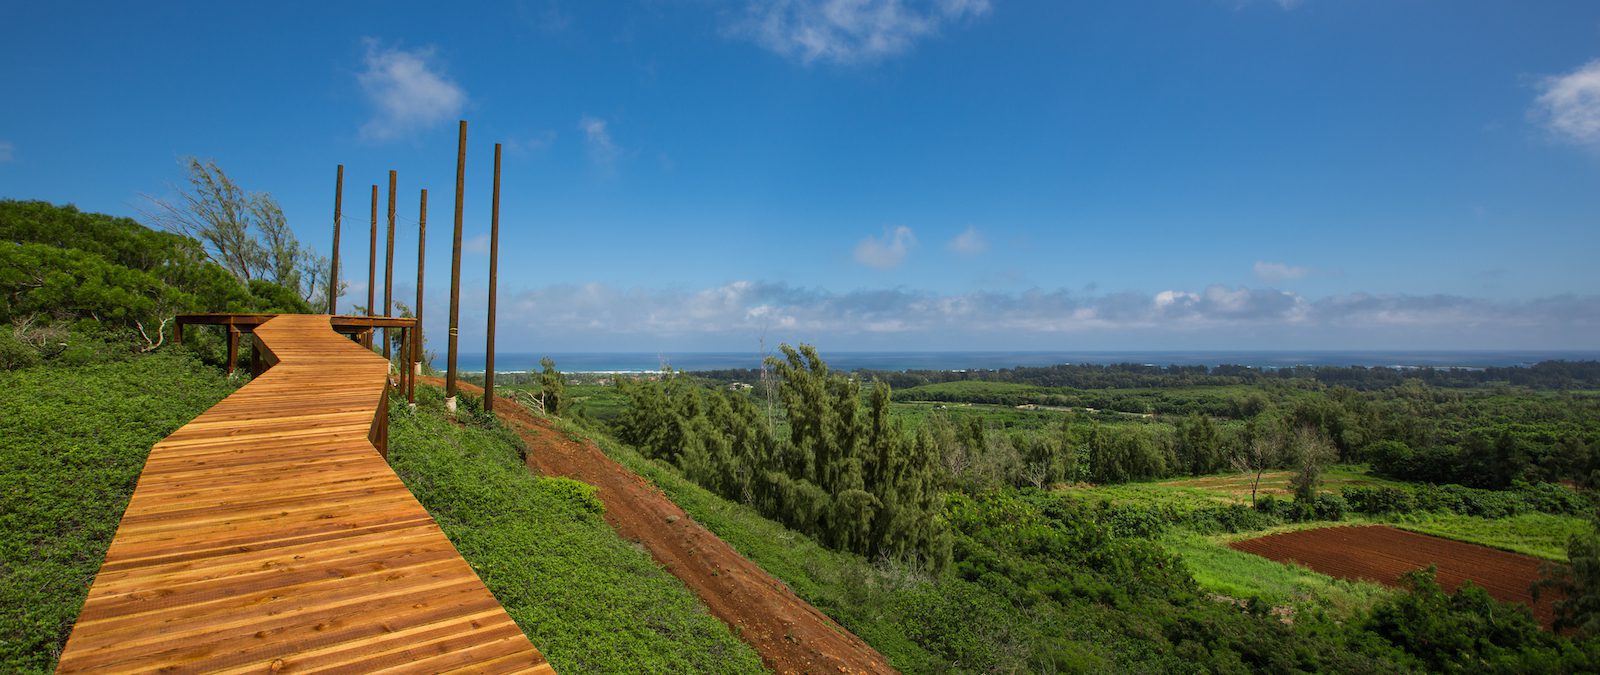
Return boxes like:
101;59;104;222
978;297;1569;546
1231;525;1558;627
428;379;895;674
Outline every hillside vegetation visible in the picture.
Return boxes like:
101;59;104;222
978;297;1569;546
387;387;765;673
579;347;1600;672
0;353;238;672
0;201;766;673
0;200;312;370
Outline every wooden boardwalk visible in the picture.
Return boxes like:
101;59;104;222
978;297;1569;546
56;314;552;673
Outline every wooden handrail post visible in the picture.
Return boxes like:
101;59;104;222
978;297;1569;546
372;381;390;459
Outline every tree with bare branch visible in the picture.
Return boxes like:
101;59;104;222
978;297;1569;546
142;157;330;307
1231;424;1285;507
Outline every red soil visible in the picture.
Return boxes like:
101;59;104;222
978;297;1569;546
1231;525;1559;627
427;379;895;674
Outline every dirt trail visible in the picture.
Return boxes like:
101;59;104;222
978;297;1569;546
425;379;895;674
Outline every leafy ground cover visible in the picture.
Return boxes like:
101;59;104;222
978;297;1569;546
0;354;237;673
387;386;765;674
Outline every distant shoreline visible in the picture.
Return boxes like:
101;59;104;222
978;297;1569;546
448;350;1600;374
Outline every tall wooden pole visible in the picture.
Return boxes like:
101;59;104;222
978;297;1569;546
367;185;378;347
412;189;427;403
329;165;343;315
485;143;502;413
384;170;397;360
445;120;466;412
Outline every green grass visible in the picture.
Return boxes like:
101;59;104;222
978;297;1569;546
1388;512;1587;561
1058;481;1237;511
0;353;238;673
388;386;766;674
549;420;952;672
1155;465;1408;503
1162;531;1390;619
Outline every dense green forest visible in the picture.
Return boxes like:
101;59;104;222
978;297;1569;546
578;346;1600;672
695;358;1600;392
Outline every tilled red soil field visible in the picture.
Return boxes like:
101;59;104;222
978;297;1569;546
1231;525;1558;627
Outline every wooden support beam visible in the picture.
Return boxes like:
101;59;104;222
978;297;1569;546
414;189;427;387
383;170;396;361
329;164;343;315
404;326;415;402
368;184;378;320
485;143;502;413
226;326;239;377
446;120;466;411
398;326;409;402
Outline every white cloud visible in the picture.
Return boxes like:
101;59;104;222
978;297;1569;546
357;38;466;142
854;225;917;268
0;140;13;162
946;226;987;255
495;280;1600;348
464;234;490;255
729;0;991;66
1253;260;1309;283
1533;59;1600;147
579;115;621;172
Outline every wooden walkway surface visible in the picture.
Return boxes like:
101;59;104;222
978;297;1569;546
56;314;552;673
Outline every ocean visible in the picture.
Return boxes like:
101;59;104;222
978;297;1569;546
451;350;1600;374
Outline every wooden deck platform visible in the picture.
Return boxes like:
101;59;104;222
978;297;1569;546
56;314;552;673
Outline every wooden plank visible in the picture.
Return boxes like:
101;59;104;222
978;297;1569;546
57;314;551;673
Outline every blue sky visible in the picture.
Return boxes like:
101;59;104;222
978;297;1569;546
3;1;1599;353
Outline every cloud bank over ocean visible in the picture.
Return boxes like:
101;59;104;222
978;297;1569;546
461;280;1600;351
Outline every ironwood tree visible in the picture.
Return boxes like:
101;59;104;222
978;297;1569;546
617;344;951;570
141;157;331;308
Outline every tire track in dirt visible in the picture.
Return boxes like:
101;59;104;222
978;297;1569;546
425;378;895;674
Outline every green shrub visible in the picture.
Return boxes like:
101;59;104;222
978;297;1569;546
1367;567;1600;672
1516;481;1590;516
1313;493;1349;521
540;476;605;515
0;329;39;370
1345;486;1418;514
